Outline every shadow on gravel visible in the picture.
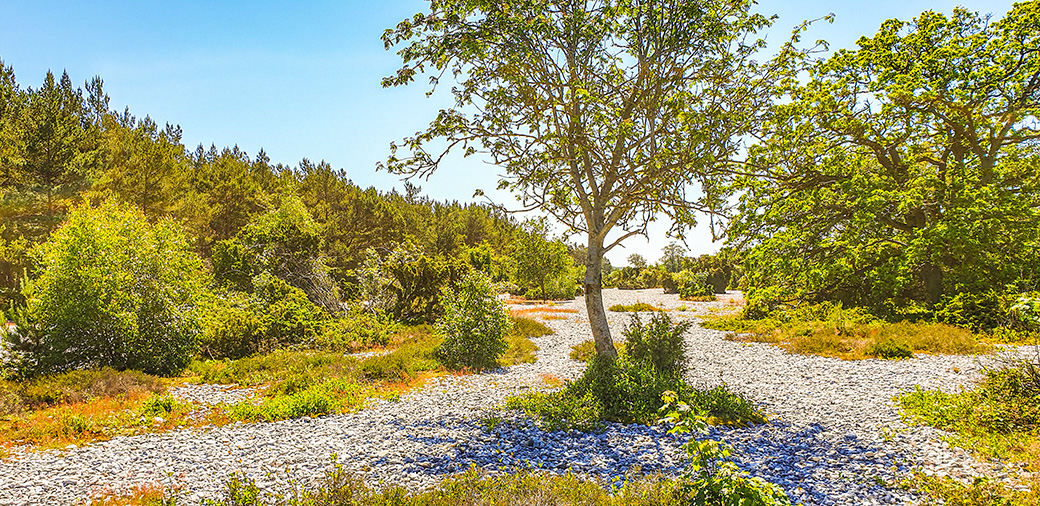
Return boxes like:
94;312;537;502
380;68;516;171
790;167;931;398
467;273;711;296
710;421;915;505
393;416;916;506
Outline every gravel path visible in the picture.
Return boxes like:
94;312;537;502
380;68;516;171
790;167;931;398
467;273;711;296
0;289;1027;505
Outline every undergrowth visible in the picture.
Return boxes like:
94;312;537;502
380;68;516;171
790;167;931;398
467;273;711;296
899;359;1040;504
204;464;685;506
509;313;764;431
703;303;990;360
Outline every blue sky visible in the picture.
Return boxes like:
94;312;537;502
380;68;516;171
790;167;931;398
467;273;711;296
0;0;1017;266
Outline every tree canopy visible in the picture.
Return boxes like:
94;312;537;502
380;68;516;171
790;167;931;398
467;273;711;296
732;2;1040;311
382;0;811;356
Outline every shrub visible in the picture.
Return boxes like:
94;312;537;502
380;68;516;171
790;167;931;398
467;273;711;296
435;270;512;371
935;291;1003;332
623;312;690;379
196;290;268;360
661;391;792;506
383;249;470;324
674;270;713;299
6;201;207;377
865;338;913;359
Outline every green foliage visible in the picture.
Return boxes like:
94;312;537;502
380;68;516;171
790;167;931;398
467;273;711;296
623;313;690;380
661;391;793;506
189;349;359;388
381;247;470;324
196;290;269;360
512;314;763;429
214;193;341;315
511;219;576;301
899;359;1040;462
7;201;206;377
382;0;805;357
935;291;1004;332
228;378;366;422
605;265;672;291
140;393;185;417
675;270;714;299
732;3;1040;311
435;270;512;371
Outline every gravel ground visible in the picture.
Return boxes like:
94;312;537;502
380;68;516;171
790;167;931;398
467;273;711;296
0;289;1030;505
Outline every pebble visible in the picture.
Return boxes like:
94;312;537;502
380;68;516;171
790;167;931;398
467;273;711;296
0;289;1029;505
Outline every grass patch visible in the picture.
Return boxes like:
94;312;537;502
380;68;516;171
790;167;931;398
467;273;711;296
609;302;662;312
902;473;1040;506
899;360;1040;464
499;334;539;366
703;303;990;360
0;390;194;451
569;340;622;362
510;315;554;338
206;463;688;506
681;295;717;302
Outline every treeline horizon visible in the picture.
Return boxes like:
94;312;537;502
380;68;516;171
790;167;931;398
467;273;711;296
0;60;624;314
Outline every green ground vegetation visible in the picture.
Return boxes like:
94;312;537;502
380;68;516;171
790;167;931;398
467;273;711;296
898;359;1040;505
702;302;991;360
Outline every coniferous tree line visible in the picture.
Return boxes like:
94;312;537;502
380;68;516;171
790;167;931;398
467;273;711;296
0;60;583;315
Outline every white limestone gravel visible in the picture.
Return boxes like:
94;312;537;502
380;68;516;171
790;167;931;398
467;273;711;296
0;289;1029;505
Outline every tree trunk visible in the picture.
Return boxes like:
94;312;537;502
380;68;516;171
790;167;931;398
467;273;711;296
920;263;943;305
585;236;617;358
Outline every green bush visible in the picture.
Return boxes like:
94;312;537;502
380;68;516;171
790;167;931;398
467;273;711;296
674;270;713;299
899;359;1040;462
623;312;690;379
435;270;512;371
383;249;470;324
866;338;913;359
6;201;207;377
935;291;1003;332
197;290;269;359
197;275;329;360
661;392;792;506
